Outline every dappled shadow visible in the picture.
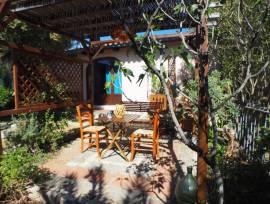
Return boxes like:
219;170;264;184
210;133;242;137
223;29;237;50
36;166;112;204
168;137;184;177
81;166;111;203
33;129;189;203
38;172;78;203
121;151;179;203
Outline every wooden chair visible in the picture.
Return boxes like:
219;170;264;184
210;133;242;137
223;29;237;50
130;109;160;161
76;104;108;157
149;94;168;112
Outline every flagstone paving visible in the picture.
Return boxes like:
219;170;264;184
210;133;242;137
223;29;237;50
29;121;196;204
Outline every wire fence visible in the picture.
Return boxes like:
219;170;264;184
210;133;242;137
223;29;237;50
236;104;270;157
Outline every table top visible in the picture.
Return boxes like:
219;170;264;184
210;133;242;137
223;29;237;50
98;113;140;125
112;114;140;124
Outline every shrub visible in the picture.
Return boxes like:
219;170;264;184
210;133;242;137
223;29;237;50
256;116;270;158
6;109;69;152
184;70;239;127
0;85;12;109
0;147;42;190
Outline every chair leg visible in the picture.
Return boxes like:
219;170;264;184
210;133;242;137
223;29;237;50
156;141;160;158
105;131;109;145
156;132;160;159
80;134;84;153
153;140;156;159
88;133;92;149
95;131;101;158
130;134;135;161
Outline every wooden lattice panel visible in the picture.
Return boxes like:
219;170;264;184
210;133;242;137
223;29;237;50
14;51;84;107
48;59;82;101
18;75;41;105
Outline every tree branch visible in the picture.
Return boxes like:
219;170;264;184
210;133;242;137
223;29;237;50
123;22;216;168
139;0;165;49
213;59;269;113
179;21;199;56
182;0;201;25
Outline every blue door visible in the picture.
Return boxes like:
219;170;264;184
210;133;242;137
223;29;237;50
94;58;122;105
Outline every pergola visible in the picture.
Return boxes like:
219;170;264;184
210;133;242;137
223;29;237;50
10;0;191;41
0;0;203;117
0;0;209;202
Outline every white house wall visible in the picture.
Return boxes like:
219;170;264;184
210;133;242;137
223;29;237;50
162;42;191;90
79;41;189;104
95;47;151;102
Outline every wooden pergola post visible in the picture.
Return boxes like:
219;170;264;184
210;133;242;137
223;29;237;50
12;63;20;109
0;0;9;17
0;129;3;155
197;14;209;203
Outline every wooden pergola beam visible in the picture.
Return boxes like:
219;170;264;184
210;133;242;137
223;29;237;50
46;4;139;25
11;0;74;12
0;0;10;16
0;40;89;64
10;12;84;43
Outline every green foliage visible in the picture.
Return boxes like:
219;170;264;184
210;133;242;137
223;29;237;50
40;82;68;102
0;147;43;190
174;4;184;15
216;0;270;103
0;63;12;88
0;85;12;109
121;67;134;82
0;19;71;52
0;20;72;103
137;73;146;86
169;45;193;71
151;74;164;94
185;70;239;127
256;117;270;153
208;128;227;158
6;110;69;152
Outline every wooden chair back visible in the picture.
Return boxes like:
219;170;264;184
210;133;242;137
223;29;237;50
76;104;94;129
149;94;167;111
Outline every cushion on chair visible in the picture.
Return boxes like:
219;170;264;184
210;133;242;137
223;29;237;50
83;126;106;132
133;129;153;136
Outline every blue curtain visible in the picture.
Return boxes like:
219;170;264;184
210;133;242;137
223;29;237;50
113;65;122;94
105;66;111;94
104;61;122;94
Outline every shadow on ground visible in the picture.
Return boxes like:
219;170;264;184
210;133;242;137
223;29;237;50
34;136;186;204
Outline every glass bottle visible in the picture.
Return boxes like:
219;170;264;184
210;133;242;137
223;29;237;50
175;166;197;204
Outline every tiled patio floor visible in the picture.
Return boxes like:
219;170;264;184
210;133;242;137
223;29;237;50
31;120;197;204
